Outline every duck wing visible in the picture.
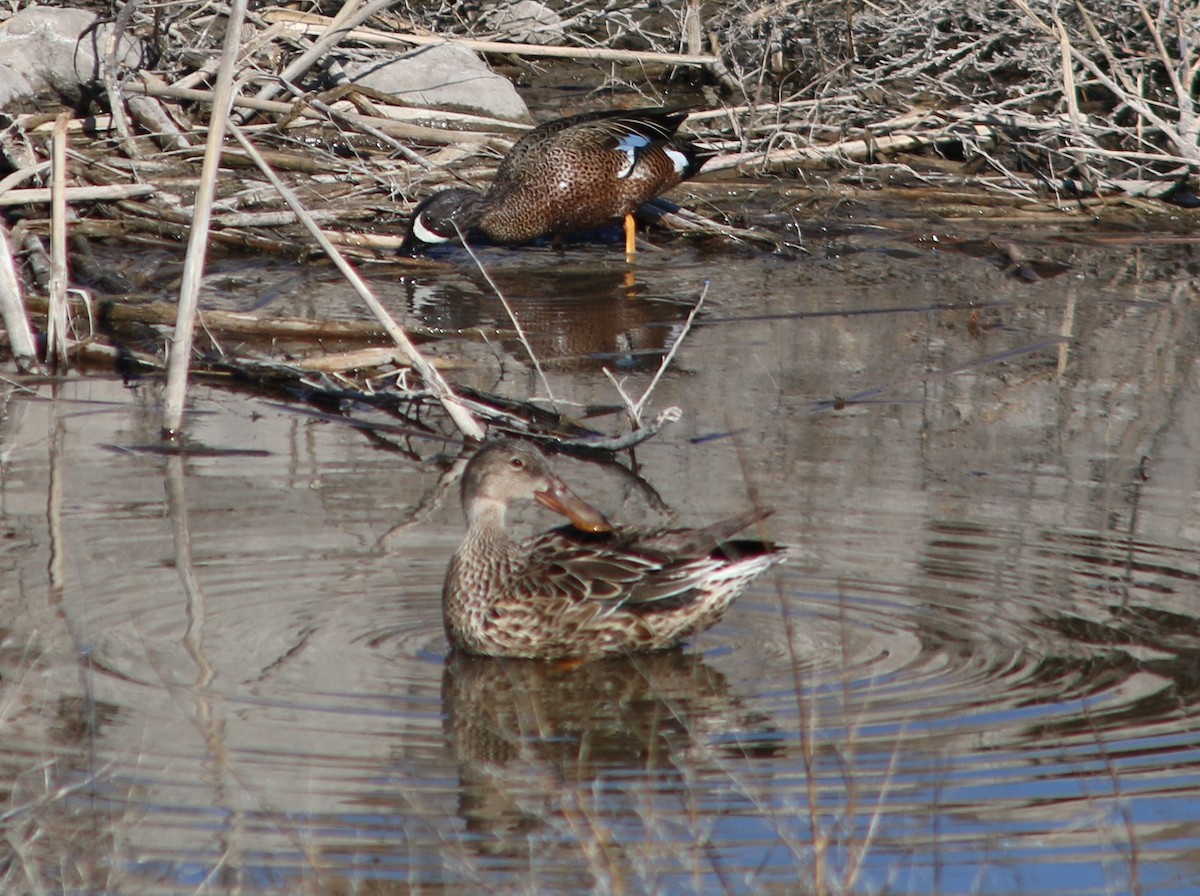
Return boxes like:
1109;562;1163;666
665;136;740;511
496;108;690;186
515;510;777;613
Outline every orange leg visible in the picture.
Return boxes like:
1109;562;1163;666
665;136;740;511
624;213;637;260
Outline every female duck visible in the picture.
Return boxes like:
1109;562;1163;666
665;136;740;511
401;108;709;258
443;439;782;660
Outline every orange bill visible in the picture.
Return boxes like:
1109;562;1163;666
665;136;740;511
535;477;612;533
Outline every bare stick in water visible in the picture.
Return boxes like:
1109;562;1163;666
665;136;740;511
458;232;559;412
46;113;71;367
227;123;485;440
162;0;250;439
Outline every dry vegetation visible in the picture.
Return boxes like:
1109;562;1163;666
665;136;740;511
388;0;1200;195
1;0;1195;211
0;0;1197;442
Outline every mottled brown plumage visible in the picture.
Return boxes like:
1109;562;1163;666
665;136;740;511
442;439;783;660
401;108;710;255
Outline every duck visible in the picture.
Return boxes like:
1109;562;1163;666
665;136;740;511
442;438;783;660
400;107;710;259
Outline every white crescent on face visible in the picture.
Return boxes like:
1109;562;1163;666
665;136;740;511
411;212;453;244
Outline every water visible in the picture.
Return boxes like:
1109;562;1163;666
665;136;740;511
2;217;1200;894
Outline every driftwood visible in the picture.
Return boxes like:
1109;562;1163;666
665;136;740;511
0;184;157;206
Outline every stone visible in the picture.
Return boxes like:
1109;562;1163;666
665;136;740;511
0;6;147;110
345;43;530;123
481;1;565;46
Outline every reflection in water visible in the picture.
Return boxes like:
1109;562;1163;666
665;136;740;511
5;229;1200;894
441;651;780;872
399;258;692;367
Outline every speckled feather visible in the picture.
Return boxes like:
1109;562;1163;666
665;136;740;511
402;108;710;251
441;440;783;660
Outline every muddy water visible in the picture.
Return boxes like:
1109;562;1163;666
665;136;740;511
3;218;1200;895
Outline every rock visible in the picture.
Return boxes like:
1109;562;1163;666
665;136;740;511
481;1;565;46
345;43;530;123
0;6;147;110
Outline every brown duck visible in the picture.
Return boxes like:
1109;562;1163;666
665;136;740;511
442;439;783;660
401;108;710;258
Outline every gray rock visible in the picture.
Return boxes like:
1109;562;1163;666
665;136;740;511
0;6;147;110
481;1;565;46
346;43;529;122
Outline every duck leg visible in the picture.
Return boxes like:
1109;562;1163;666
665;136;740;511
624;213;637;260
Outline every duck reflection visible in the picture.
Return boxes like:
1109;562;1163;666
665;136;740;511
442;651;781;845
400;262;691;369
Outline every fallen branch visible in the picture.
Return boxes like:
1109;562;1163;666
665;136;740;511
291;346;465;373
227;123;485;440
536;407;684;453
246;0;406;111
0;184;157;206
262;9;721;66
122;79;509;143
704;129;991;173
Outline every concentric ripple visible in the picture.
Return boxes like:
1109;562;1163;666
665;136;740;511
7;232;1200;896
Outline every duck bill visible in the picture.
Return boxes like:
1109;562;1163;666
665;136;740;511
535;478;612;533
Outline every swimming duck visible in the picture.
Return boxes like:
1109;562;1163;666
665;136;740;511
442;439;782;660
401;107;710;258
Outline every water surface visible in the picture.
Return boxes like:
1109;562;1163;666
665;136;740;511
3;215;1200;894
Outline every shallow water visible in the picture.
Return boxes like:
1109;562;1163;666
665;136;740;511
3;215;1200;895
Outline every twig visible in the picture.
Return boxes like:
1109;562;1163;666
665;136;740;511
288;89;433;170
0;184;157;207
244;0;402;113
602;367;640;424
647;203;780;250
0;223;40;373
16;232;50;291
46;113;70;367
1060;0;1196;161
1051;6;1082;132
123;78;503;143
227;123;485;440
604;282;708;429
100;0;139;159
703;130;974;173
457;233;559;411
261;9;720;66
162;0;249;439
548;407;683;452
124;73;193;153
0;161;52;198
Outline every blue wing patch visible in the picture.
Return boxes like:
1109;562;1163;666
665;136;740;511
614;133;653;179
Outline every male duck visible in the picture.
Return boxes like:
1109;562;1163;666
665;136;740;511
442;439;783;660
401;107;710;259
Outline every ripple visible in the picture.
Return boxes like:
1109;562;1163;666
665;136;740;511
682;552;1200;894
6;367;1200;895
